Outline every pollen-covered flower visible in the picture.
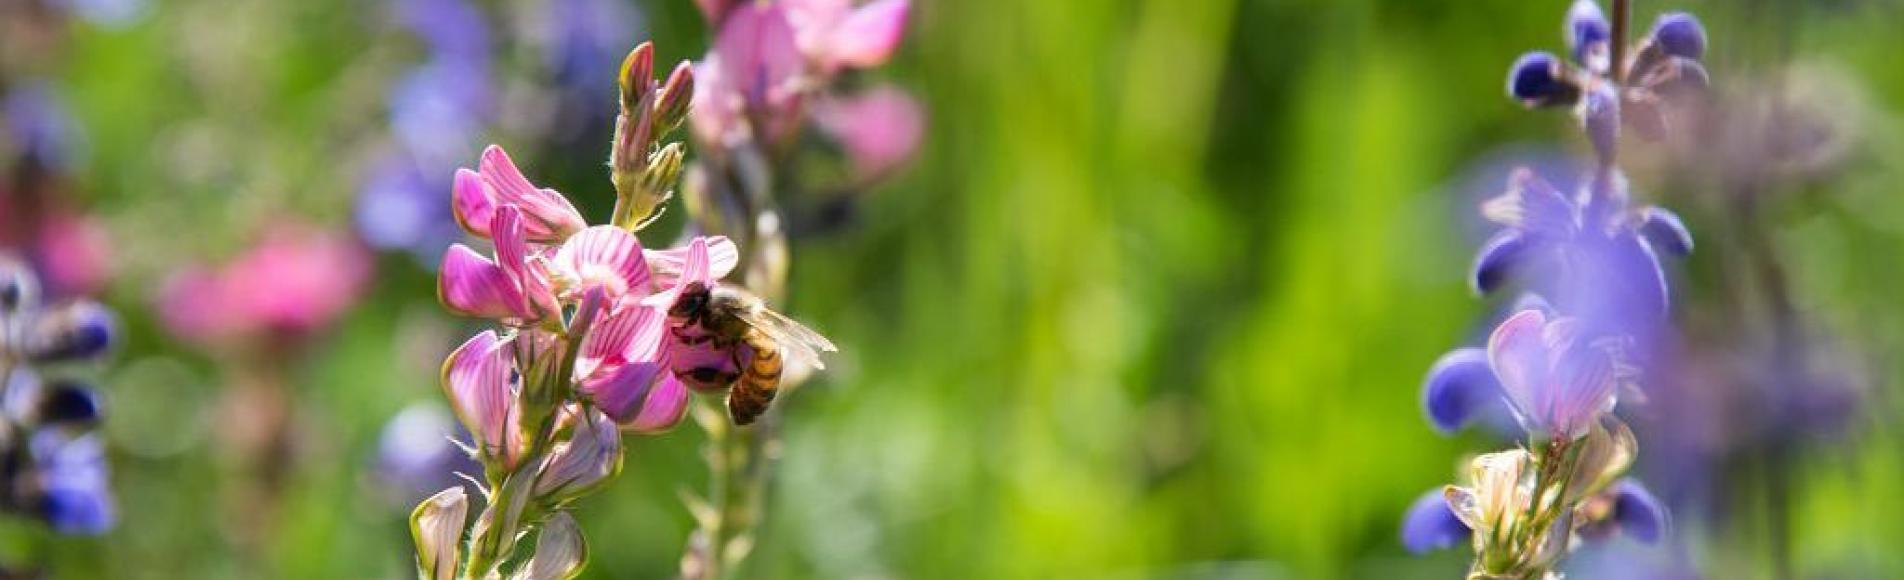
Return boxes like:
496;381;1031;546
1487;309;1631;440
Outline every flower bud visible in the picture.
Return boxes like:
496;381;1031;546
1422;348;1503;433
1649;13;1706;61
654;61;696;136
1401;488;1471;554
39;381;103;426
533;408;623;500
619;42;656;112
29;300;117;362
0;257;39;313
518;512;588;580
1470;231;1527;295
1506;52;1579;109
1566;0;1611;73
411;487;470;580
1611;480;1668;543
1636;206;1694;256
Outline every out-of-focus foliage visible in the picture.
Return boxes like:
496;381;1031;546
4;0;1900;577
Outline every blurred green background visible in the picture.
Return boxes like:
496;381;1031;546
5;0;1904;577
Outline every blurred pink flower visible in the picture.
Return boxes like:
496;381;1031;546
32;210;112;297
815;85;924;179
691;0;910;147
159;223;370;344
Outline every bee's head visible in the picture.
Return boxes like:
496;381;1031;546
668;282;711;323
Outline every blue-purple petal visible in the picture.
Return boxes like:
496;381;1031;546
1649;13;1707;61
1401;489;1471;553
1636;207;1694;256
1471;230;1527;295
1423;348;1502;433
1566;0;1610;67
1613;480;1668;544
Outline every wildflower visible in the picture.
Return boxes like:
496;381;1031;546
439;205;561;323
691;0;911;147
375;402;483;504
450;146;587;242
441;330;524;469
158;224;370;344
1488;309;1631;440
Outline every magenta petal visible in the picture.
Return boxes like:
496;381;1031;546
442;331;521;465
576;304;667;382
626;375;691;434
479;145;585;241
1487;309;1551;430
641;237;713;308
585;359;668;424
827;0;908;69
555;226;652;302
451;168;496;238
491;206;556;320
438;245;530;320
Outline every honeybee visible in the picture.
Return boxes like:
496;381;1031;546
666;282;836;425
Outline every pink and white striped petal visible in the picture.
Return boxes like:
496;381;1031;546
490;206;557;320
441;330;523;467
450;168;497;238
478;145;586;242
576;304;667;383
644;235;738;289
555;226;652;302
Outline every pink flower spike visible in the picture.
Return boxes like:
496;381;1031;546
625;375;691;434
450;168;497;238
441;330;523;467
478;145;586;242
645;235;738;288
438;244;530;321
826;0;909;69
156;268;240;344
816;86;923;179
554;226;652;303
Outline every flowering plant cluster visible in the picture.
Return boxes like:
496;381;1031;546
0;258;115;535
1404;1;1707;577
411;40;834;579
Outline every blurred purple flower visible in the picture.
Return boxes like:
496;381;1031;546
30;430;114;535
3;84;83;172
376;402;482;505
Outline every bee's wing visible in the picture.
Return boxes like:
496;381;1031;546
735;306;837;371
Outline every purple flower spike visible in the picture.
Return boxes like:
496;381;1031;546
1649;13;1706;61
1401;489;1471;553
1423;348;1503;433
1612;479;1668;543
1635;207;1694;256
1566;0;1611;72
